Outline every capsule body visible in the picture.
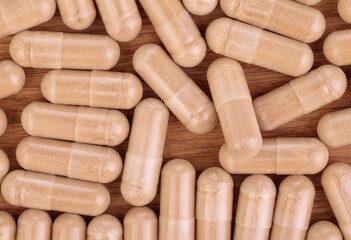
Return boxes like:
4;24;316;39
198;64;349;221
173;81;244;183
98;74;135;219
1;170;110;216
182;0;218;15
324;29;351;66
0;211;15;240
0;108;7;136
21;102;130;146
53;214;86;240
124;207;158;240
271;175;315;240
196;167;233;240
16;209;52;240
339;0;351;24
159;159;196;240
87;214;122;240
206;18;314;77
10;31;120;70
219;138;328;175
0;60;25;99
234;175;276;240
133;44;217;134
294;0;321;5
306;221;343;240
0;149;9;183
207;58;262;157
139;0;206;67
253;65;346;131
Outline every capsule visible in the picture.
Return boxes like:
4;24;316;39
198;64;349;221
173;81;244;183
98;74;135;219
53;214;86;240
1;170;110;216
41;70;143;109
253;65;346;131
16;136;123;183
294;0;321;5
121;98;169;206
95;0;142;42
0;149;9;183
234;175;276;240
10;31;120;70
271;175;315;240
124;207;158;240
219;138;329;175
133;44;217;134
0;211;15;240
182;0;218;15
324;29;351;66
306;221;343;240
87;214;122;240
16;209;52;240
0;108;7;136
206;18;314;77
321;163;351;240
21;102;130;146
196;167;233;240
339;0;351;24
0;60;25;99
207;58;262;157
159;159;196;240
139;0;206;67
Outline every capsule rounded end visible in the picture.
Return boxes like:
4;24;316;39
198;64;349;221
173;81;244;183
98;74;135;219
101;38;120;70
19;209;52;225
218;144;235;173
292;44;314;77
121;183;157;207
88;214;122;238
321;163;351;185
1;170;25;206
279;175;315;197
15;137;33;170
240;175;276;196
162;159;195;177
61;9;96;31
100;148;123;183
90;184;110;216
54;213;86;229
136;98;169;116
228;134;262;159
219;0;241;18
0;109;7;136
32;0;57;23
10;31;32;68
105;14;142;42
133;44;160;71
206;18;232;55
306;139;329;174
0;211;16;231
124;74;143;109
305;11;326;43
318;65;347;100
317;111;343;148
0;149;9;183
307;221;343;240
197;167;233;191
105;110;130;146
41;70;58;103
323;31;347;66
338;0;351;24
0;60;25;98
186;102;218;134
124;207;157;223
172;38;206;67
21;102;39;135
183;0;218;15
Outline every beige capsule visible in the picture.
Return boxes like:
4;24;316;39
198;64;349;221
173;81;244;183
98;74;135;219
16;136;123;183
21;102;129;146
159;159;196;240
206;18;313;77
271;175;315;240
196;167;233;240
339;0;351;24
253;65;346;131
87;214;122;240
324;29;351;66
0;211;15;240
294;0;321;5
0;149;9;183
10;31;120;70
16;209;52;240
306;221;343;240
234;175;276;240
124;207;158;240
182;0;218;15
133;44;217;134
41;70;143;110
53;214;86;240
121;98;169;206
1;170;110;216
219;138;329;175
207;58;262;157
0;60;25;100
0;108;7;136
139;0;206;67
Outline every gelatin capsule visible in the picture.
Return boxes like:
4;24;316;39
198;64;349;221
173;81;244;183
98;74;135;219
196;167;233;240
324;29;351;66
253;65;346;131
53;214;86;240
21;102;130;146
0;149;9;183
95;0;142;42
16;136;123;183
10;31;120;70
0;60;25;100
295;0;321;5
206;18;314;77
207;58;262;157
139;0;206;67
0;108;7;136
41;70;143;110
87;214;122;240
1;170;110;216
133;44;217;134
16;209;52;240
0;0;56;39
121;98;169;206
306;221;343;240
234;175;276;240
182;0;218;15
271;175;315;240
159;159;196;240
0;211;15;240
219;138;328;175
339;0;351;24
124;207;158;240
220;0;325;43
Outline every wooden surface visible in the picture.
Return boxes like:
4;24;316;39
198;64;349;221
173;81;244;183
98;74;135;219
0;0;349;226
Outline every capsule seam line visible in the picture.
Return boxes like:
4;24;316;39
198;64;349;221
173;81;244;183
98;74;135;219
263;0;276;29
90;71;95;107
67;143;75;178
318;68;338;101
289;82;308;114
58;32;63;69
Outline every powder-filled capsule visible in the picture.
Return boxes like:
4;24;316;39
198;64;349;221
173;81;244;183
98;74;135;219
0;108;7;136
10;31;120;70
1;170;110;216
306;221;343;240
324;29;351;66
41;70;143;109
219;138;329;175
16;209;51;240
21;102;129;146
271;175;315;240
124;207;158;240
339;0;351;24
0;211;15;240
0;149;9;183
295;0;321;5
87;214;122;240
182;0;218;15
207;58;262;157
53;214;86;240
139;0;206;67
159;159;196;240
16;136;123;183
0;60;25;100
196;167;233;240
121;98;169;206
234;175;276;240
95;0;142;42
133;44;217;134
206;18;314;77
253;65;346;131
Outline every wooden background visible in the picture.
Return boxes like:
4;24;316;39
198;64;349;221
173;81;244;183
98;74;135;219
0;0;349;227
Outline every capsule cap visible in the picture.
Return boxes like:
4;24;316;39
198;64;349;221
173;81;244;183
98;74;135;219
1;169;25;206
124;207;157;223
318;65;347;100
